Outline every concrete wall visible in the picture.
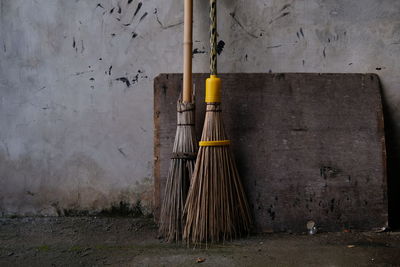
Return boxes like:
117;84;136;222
1;0;399;216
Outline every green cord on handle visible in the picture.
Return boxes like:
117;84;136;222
210;0;217;75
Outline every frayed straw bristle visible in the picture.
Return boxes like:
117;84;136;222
183;103;252;245
159;101;197;242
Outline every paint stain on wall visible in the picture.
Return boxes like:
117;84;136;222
116;77;131;87
134;2;142;17
139;12;148;22
269;12;290;24
229;12;259;39
217;40;225;55
193;48;206;56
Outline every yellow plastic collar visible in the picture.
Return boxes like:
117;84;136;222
199;140;230;147
205;75;221;103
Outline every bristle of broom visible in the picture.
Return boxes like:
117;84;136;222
183;103;252;245
159;101;197;242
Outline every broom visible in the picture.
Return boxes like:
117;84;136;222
158;0;197;242
183;0;252;244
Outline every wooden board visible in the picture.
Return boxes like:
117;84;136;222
154;73;388;233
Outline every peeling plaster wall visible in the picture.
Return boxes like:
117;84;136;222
0;0;399;216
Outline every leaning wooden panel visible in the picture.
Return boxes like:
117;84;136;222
154;73;388;233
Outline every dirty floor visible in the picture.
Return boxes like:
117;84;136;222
0;217;399;267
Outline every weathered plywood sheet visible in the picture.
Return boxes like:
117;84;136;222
154;73;388;233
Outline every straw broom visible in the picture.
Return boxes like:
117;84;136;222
183;0;251;244
158;0;197;242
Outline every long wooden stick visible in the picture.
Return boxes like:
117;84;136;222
183;0;193;103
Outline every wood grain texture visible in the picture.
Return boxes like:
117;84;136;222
182;0;193;102
154;73;388;233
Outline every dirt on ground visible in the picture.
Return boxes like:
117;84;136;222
0;217;399;266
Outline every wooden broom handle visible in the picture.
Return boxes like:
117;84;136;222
183;0;193;103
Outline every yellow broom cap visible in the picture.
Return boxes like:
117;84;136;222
205;75;221;103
